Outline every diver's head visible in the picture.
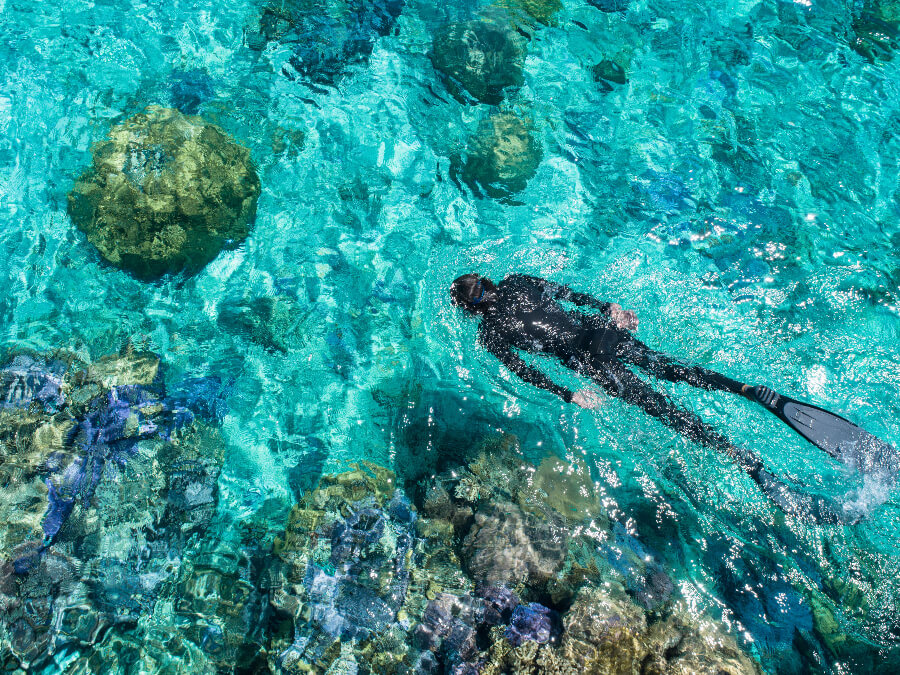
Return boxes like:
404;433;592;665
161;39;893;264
450;274;495;314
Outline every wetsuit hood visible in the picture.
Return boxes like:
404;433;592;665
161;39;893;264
450;274;497;314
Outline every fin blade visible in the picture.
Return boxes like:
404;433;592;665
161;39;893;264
780;399;900;476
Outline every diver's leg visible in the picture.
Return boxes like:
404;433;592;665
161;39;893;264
585;358;743;456
582;359;844;523
615;337;746;394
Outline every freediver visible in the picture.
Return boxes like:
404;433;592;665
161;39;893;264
449;272;850;523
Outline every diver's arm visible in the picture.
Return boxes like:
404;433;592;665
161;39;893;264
484;340;573;403
510;274;638;329
557;287;613;313
511;274;613;313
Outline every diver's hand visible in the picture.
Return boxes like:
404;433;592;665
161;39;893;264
572;390;603;410
609;303;638;331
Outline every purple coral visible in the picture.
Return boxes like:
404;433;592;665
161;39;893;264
35;387;163;546
504;603;559;647
478;585;519;625
0;354;66;411
330;508;385;564
14;378;229;574
301;502;415;641
415;593;482;660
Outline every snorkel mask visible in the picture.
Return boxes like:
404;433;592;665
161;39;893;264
470;280;486;305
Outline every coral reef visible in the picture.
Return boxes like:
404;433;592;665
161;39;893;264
460;112;543;199
67;105;260;279
476;584;763;674
266;440;764;674
851;0;900;62
0;348;230;672
495;0;563;25
266;462;472;672
0;549;97;672
247;0;404;84
0;354;67;412
430;19;526;105
2;383;765;675
461;500;568;588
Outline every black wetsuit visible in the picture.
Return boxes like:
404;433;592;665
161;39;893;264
480;275;751;468
476;274;844;523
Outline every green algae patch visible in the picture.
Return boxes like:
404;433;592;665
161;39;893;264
67;105;261;279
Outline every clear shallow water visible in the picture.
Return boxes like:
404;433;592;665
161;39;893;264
1;0;900;672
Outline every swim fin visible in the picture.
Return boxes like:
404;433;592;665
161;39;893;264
722;439;850;524
750;385;900;477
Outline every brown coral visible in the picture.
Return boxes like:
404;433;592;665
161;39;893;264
68;106;260;279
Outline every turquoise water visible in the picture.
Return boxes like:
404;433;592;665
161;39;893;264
1;0;900;671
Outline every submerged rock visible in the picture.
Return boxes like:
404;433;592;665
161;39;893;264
430;19;526;105
216;295;296;353
425;437;670;609
170;68;215;115
643;610;767;675
586;0;630;12
592;58;628;92
460;112;543;199
67;106;260;279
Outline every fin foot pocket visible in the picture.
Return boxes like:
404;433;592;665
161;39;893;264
757;469;849;525
754;385;779;409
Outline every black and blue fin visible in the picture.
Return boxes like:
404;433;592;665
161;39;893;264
753;386;900;477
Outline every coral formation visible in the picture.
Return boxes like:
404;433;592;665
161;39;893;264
476;584;763;674
0;354;67;412
495;0;563;25
461;500;568;587
460;112;543;199
266;441;764;674
267;462;472;672
430;19;526;105
0;348;230;672
247;0;404;84
67;106;260;279
2;383;765;675
851;0;900;61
